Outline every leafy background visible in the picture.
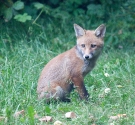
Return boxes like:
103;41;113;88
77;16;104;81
1;0;135;47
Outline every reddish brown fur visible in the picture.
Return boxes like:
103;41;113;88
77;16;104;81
37;24;106;102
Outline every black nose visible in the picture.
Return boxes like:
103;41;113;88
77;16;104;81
85;55;89;59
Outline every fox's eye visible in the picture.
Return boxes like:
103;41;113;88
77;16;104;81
91;44;97;48
81;44;85;48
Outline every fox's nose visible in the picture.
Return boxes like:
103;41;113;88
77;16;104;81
85;55;89;59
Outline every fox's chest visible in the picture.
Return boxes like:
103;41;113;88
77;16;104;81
82;60;95;76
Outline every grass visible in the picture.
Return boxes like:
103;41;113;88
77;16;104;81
0;23;135;125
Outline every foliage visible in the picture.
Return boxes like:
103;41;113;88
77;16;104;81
14;13;31;22
0;0;25;21
0;0;135;47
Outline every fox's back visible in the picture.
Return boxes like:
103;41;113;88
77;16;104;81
37;47;84;93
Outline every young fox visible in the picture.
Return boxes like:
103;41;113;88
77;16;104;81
37;24;106;102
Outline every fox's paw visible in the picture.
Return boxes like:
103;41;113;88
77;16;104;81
61;98;71;102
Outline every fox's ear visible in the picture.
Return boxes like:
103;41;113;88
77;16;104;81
74;24;85;38
95;24;106;38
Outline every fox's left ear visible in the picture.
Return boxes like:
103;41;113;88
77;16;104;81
95;24;106;38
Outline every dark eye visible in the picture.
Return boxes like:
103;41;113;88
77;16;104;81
91;44;97;48
81;44;85;48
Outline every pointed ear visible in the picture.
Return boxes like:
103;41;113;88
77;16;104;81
95;24;106;38
74;24;85;38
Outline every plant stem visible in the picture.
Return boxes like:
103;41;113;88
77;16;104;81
32;8;44;25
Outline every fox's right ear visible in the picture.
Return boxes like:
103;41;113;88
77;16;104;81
95;24;106;38
74;24;85;38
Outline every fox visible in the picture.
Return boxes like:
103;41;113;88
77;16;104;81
37;24;106;102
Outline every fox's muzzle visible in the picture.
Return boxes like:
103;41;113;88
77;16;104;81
83;53;93;60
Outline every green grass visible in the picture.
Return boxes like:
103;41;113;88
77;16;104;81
0;24;135;125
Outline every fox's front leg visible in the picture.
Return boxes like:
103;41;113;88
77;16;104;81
72;76;89;100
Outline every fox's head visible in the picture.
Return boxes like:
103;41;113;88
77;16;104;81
74;24;106;60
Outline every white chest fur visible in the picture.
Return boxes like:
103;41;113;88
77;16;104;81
82;60;95;77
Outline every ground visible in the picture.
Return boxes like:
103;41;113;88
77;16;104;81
0;25;135;124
